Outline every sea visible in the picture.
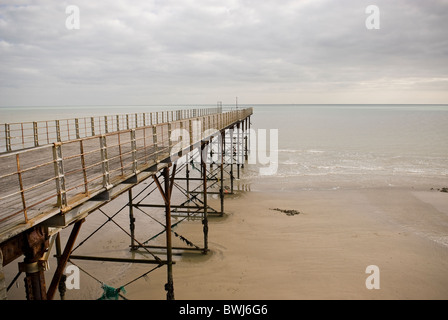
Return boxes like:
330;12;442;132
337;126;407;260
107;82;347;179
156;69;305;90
247;104;448;191
1;104;447;191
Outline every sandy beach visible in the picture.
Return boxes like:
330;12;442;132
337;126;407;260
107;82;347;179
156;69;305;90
120;181;448;300
3;176;448;300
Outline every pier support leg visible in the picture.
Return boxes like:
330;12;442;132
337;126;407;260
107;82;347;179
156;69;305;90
248;116;251;156
0;250;6;300
47;219;84;300
230;127;234;194
201;142;209;253
186;155;190;198
163;167;175;300
54;233;66;300
244;118;248;161
129;189;136;250
20;227;50;300
22;261;46;300
237;123;240;179
241;120;245;168
220;131;225;215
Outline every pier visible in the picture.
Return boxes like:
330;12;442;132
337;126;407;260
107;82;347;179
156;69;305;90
0;106;253;300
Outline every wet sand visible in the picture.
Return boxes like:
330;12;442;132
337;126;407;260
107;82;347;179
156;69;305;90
4;180;448;300
126;184;448;300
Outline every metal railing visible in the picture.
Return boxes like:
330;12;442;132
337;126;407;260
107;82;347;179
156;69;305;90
0;108;253;238
0;107;222;153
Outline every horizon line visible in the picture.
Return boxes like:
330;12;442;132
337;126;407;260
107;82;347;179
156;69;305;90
1;103;448;108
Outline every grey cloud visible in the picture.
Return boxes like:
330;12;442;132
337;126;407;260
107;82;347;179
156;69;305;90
0;0;447;106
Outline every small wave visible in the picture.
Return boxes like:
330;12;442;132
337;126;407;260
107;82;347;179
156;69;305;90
281;160;299;165
313;165;384;172
277;149;326;154
306;149;325;154
428;235;448;248
277;149;302;153
338;165;385;171
393;168;426;174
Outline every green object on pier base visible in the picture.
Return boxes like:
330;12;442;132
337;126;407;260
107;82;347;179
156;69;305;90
98;284;126;300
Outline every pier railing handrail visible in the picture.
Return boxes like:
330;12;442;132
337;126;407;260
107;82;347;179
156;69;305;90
0;107;253;242
0;106;223;153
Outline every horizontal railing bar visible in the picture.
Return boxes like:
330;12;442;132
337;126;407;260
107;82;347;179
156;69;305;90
1;107;223;153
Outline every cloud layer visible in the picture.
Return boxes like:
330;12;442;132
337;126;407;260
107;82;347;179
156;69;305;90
1;0;447;106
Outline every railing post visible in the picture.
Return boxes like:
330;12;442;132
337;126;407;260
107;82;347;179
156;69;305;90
20;123;24;149
4;124;11;152
130;129;138;175
33;122;39;147
116;115;120;131
53;142;67;210
100;135;112;190
75;119;80;139
79;139;89;195
16;153;28;222
152;125;158;162
126;114;130;130
90;117;95;136
179;120;185;153
168;123;173;154
189;119;193;148
55;120;61;142
104;116;109;134
201;117;205;140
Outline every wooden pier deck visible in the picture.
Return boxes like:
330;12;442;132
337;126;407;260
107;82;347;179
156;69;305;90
0;106;253;300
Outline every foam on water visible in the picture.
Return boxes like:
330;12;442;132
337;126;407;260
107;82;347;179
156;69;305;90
246;104;448;189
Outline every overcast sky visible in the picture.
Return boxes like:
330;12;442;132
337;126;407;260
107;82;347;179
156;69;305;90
0;0;447;106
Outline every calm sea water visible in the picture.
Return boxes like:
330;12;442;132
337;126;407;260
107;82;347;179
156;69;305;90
248;104;448;190
1;104;447;189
